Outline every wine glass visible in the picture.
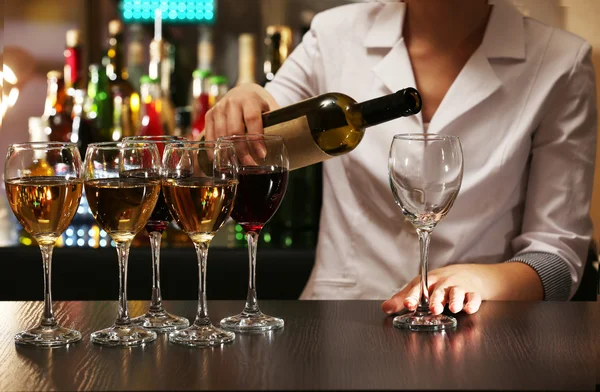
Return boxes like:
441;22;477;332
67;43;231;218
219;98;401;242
4;142;83;347
123;135;189;332
162;141;238;347
84;141;161;346
218;135;289;332
388;134;463;331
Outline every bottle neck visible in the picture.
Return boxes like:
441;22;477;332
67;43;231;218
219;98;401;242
356;88;422;128
107;34;126;82
237;35;256;85
64;45;82;91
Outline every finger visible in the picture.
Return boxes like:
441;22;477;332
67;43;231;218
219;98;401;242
402;282;421;311
381;279;418;314
212;109;229;141
463;292;482;314
224;101;246;137
429;284;449;315
243;102;268;159
204;109;215;142
448;286;466;314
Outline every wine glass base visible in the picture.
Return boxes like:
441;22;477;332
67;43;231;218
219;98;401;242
393;312;457;332
169;324;235;347
15;324;82;348
131;310;190;333
91;323;157;347
220;312;284;333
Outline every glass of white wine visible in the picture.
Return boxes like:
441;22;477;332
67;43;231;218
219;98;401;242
388;134;463;331
162;141;238;347
4;142;83;347
84;141;161;347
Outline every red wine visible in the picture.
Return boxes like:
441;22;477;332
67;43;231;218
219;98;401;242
146;190;172;233
231;166;288;233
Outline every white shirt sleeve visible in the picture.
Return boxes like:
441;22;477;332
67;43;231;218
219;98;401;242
264;15;325;107
507;42;597;300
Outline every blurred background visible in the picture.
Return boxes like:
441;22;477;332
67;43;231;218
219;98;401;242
0;0;600;253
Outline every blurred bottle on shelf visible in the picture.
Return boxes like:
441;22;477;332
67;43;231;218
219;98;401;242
262;25;292;86
64;29;84;94
149;9;175;135
190;69;211;140
236;33;256;86
197;26;214;73
127;23;146;93
174;106;192;138
208;75;229;107
138;76;166;137
43;71;72;143
105;19;138;138
86;64;115;142
70;89;96;157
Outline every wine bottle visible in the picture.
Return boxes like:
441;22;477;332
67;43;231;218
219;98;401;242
64;29;84;94
236;34;257;86
190;69;211;140
86;64;114;142
43;71;72;142
263;88;422;170
127;24;146;93
262;25;292;86
105;19;137;138
138;76;166;137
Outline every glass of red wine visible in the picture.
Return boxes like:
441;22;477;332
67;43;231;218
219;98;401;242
122;135;189;332
218;134;289;332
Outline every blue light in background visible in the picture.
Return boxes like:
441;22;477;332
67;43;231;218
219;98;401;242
120;0;216;23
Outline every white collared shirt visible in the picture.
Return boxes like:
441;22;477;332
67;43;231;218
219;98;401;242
265;0;597;300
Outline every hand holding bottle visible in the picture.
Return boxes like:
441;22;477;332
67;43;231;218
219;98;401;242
204;83;279;141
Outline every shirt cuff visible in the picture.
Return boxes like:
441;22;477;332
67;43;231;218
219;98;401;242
504;252;572;301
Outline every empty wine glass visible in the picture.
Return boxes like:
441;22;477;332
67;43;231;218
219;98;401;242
162;141;238;347
388;134;463;331
218;134;289;332
4;142;83;347
84;141;161;346
123;135;189;332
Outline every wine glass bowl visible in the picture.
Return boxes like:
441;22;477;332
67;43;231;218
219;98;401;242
4;142;83;347
84;141;161;346
388;134;463;331
122;135;189;333
217;134;289;333
162;141;238;347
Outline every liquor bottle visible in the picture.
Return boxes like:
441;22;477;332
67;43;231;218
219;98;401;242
86;64;114;142
208;75;229;108
263;88;421;170
174;106;192;138
43;71;72;142
190;69;211;140
64;29;84;93
262;25;292;85
70;89;96;156
148;10;175;135
138;76;166;137
127;24;146;93
236;34;256;86
196;26;214;73
105;19;137;138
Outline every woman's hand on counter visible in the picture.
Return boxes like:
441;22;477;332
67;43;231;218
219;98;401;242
381;262;544;315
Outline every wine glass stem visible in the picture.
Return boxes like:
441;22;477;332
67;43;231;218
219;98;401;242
39;243;56;327
243;231;260;315
193;241;211;326
148;230;164;313
115;241;132;325
416;228;432;313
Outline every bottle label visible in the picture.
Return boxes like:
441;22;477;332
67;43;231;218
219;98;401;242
264;116;332;170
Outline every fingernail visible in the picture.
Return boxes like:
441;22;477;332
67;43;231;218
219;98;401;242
382;302;394;314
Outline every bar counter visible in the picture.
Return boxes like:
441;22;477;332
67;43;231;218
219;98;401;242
0;300;595;391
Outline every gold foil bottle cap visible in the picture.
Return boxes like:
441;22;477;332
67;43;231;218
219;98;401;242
66;29;81;47
46;70;63;79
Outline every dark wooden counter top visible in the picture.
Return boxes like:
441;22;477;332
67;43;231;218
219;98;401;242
0;300;595;391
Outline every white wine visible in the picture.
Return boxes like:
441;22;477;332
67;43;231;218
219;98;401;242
5;177;83;245
263;88;421;169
